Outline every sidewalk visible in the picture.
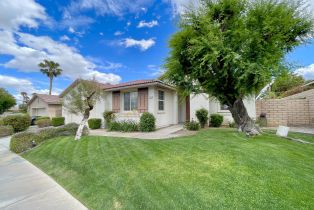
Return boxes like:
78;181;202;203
0;136;87;210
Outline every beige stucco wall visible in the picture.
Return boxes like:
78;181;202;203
62;86;179;128
28;97;48;117
190;94;256;125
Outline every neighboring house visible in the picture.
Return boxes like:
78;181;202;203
61;79;256;128
27;94;62;118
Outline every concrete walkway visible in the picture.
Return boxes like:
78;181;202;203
265;127;314;135
0;136;87;210
89;124;192;139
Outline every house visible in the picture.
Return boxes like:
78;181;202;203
61;79;256;127
27;94;62;118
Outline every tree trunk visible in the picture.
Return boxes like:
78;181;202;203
49;77;53;95
75;109;90;140
228;99;260;136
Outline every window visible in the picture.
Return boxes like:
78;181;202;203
158;90;165;111
124;92;138;111
220;104;229;110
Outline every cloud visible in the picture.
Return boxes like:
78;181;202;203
166;0;200;15
120;38;155;51
0;75;62;101
147;65;165;77
0;0;121;86
0;30;121;84
294;64;314;80
64;0;153;17
61;15;94;31
0;0;47;31
137;20;158;28
114;31;124;36
60;35;70;41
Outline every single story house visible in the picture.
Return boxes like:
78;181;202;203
27;94;62;118
61;79;256;128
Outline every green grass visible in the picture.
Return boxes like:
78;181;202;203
23;129;314;210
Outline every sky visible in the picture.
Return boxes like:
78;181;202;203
0;0;314;103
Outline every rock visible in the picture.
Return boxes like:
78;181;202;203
276;126;289;137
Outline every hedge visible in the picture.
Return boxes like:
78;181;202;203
51;117;65;127
37;119;51;128
139;112;156;132
10;123;89;153
103;111;115;128
88;118;102;129
0;125;14;137
196;108;209;128
108;120;139;132
2;114;31;132
184;120;200;131
210;114;224;127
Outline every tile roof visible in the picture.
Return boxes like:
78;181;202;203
104;79;174;90
29;94;61;105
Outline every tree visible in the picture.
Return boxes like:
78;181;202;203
63;79;103;140
272;69;305;97
162;0;313;134
38;60;63;95
0;88;16;114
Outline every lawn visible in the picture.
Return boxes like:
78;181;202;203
23;129;314;210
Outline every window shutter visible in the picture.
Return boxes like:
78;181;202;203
137;88;148;113
112;91;120;112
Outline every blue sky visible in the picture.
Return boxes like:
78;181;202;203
0;0;314;103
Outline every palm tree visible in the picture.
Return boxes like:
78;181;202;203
38;60;63;95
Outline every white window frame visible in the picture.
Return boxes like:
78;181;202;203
124;91;138;111
158;90;165;111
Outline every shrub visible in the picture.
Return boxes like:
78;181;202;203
229;121;236;128
88;118;102;129
0;125;14;137
51;117;65;127
184;120;200;131
2;114;31;132
103;111;115;127
10;123;89;153
36;116;50;121
37;119;51;128
139;112;156;132
195;108;209;128
10;132;40;153
108;120;139;132
210;114;224;127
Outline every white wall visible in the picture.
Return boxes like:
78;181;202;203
207;95;256;125
190;93;210;122
28;97;48;117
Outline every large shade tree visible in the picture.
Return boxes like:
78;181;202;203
38;60;63;95
162;0;313;134
63;79;103;140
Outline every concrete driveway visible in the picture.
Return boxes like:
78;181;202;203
0;136;87;210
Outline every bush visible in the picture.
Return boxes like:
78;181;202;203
139;112;156;132
184;120;200;131
10;123;89;153
195;108;209;128
0;125;14;137
36;116;50;120
51;117;65;127
88;118;102;129
0;118;4;126
10;132;40;153
108;120;139;132
210;114;224;127
103;111;115;128
37;119;51;128
2;114;31;132
229;121;236;128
